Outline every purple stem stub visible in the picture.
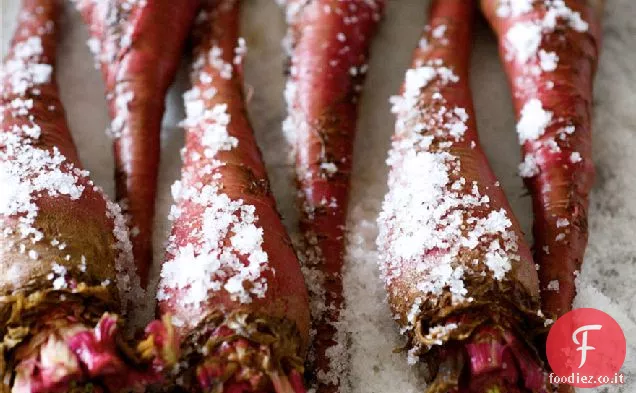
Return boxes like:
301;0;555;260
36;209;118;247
459;327;548;393
12;314;161;393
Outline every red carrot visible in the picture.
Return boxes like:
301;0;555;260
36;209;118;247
0;1;156;391
72;0;201;287
280;1;384;390
149;1;310;392
376;1;549;392
480;0;604;321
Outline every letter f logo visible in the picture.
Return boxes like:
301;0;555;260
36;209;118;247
572;324;602;368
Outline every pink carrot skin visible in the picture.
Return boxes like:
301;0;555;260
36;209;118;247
151;1;310;392
72;0;201;287
479;0;604;321
280;1;384;390
377;1;550;392
0;1;158;391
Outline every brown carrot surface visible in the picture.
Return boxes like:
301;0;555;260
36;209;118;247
376;1;549;392
152;1;310;392
0;1;154;391
480;0;604;321
72;0;201;287
280;1;384;390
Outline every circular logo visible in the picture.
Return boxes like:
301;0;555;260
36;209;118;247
546;308;626;387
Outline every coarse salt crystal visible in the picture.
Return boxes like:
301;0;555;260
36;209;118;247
506;22;542;64
547;280;560;291
539;50;559;72
432;25;447;39
556;218;570;228
519;154;540;178
496;0;534;18
517;99;552;143
321;162;338;174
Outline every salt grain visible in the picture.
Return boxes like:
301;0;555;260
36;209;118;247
546;280;560;291
518;154;540;178
570;151;582;163
517;99;553;143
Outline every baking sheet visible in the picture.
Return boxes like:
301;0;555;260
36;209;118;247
1;1;634;391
